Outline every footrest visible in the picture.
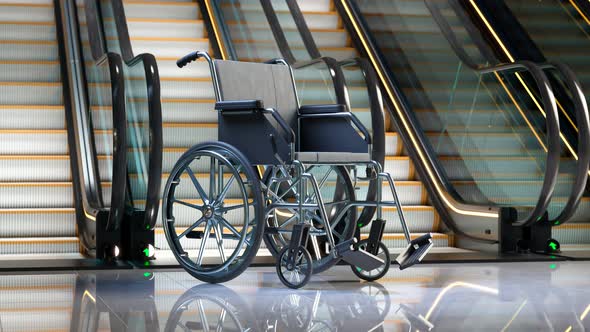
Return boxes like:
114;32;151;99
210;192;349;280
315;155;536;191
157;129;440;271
342;248;384;271
395;233;433;270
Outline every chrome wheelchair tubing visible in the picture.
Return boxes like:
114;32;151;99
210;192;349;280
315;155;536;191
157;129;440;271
262;108;296;144
370;159;411;243
379;172;412;243
198;51;221;101
179;51;221;101
303;172;338;259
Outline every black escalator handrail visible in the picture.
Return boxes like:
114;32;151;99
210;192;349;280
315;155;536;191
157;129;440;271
110;0;163;230
426;0;588;226
540;62;590;224
285;0;322;59
96;53;128;232
83;0;127;232
571;0;590;25
292;56;352;111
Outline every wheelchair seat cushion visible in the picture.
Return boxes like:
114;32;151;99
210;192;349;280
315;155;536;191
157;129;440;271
295;151;371;163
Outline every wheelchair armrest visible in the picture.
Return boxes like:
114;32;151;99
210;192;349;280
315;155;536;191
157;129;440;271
299;104;346;114
215;100;264;112
217;101;295;144
298;109;372;145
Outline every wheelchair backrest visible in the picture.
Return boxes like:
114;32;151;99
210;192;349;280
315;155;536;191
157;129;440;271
212;59;298;164
213;60;299;131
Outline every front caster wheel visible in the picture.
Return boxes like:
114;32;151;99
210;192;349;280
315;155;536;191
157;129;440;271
351;240;390;282
276;245;312;289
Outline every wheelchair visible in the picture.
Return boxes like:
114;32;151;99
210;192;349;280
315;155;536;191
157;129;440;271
162;51;434;289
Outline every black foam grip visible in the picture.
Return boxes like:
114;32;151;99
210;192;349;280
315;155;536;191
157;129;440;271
177;52;199;68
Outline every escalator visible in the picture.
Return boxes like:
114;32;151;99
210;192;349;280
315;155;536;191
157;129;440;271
94;0;454;257
331;0;589;253
98;0;581;257
0;0;80;257
471;0;590;251
0;0;143;263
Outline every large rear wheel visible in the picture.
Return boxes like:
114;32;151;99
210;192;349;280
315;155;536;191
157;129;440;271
162;141;264;283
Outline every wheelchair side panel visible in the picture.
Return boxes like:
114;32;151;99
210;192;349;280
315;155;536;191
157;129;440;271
299;117;368;153
218;112;291;165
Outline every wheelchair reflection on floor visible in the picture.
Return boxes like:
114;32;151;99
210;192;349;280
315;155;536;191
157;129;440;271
162;51;433;288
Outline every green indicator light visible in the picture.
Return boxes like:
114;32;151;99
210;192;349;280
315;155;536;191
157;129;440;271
550;255;556;259
554;220;560;225
143;272;152;278
146;225;150;230
537;216;542;221
548;242;558;251
549;264;556;270
143;248;150;257
144;261;150;267
357;223;362;227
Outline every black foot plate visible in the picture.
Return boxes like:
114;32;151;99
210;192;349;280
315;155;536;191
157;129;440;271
396;233;434;270
342;248;384;271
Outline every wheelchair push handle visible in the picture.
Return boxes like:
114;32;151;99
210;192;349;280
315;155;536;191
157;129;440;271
177;51;210;68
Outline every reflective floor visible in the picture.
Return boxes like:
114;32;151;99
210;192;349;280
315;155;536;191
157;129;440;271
0;261;589;331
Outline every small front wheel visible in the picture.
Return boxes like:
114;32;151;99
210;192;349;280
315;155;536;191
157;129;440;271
351;240;390;282
276;245;312;289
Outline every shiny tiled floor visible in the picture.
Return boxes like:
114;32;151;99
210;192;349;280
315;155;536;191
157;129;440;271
0;261;589;331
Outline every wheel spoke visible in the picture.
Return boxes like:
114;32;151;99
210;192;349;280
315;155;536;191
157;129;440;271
196;222;212;266
178;217;206;239
197;299;210;332
172;199;204;212
278;214;298;229
216;170;237;203
216;308;227;332
209;157;216;200
323;200;349;206
276;177;301;201
213;222;226;262
216;216;250;246
218;203;246;213
185;166;209;204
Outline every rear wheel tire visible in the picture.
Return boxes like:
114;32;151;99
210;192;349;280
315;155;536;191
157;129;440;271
162;141;264;283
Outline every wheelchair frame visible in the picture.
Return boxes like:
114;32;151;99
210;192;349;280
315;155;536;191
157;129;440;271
163;51;433;289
